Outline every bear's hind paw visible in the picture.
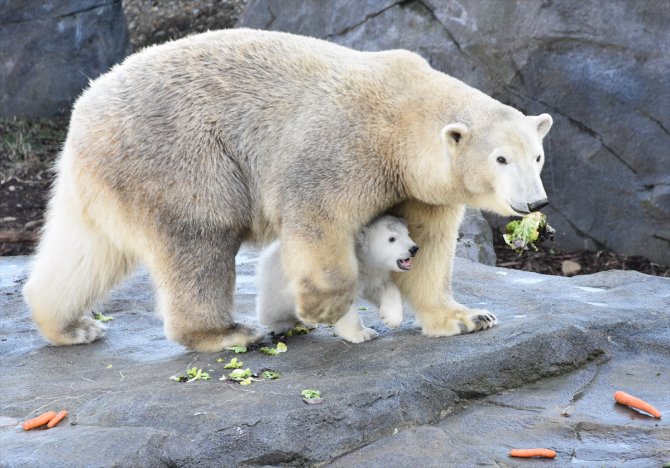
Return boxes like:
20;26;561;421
174;324;263;353
58;317;106;345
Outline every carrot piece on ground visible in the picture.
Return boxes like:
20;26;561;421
46;410;68;428
509;448;556;458
22;411;57;431
614;391;661;418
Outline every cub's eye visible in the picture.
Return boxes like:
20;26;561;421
496;156;507;165
389;237;396;243
536;155;542;163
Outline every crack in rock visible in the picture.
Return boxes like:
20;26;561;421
323;1;406;40
549;204;608;250
507;86;639;175
2;2;118;25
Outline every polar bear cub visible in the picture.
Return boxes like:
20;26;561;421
257;215;418;343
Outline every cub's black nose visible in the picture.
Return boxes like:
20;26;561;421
528;199;549;212
409;245;419;256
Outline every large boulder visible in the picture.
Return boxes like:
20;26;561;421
239;0;670;266
0;0;129;117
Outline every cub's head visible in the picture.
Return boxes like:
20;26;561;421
440;110;553;216
356;215;419;272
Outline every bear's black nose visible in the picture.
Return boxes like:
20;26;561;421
528;199;549;212
409;245;419;256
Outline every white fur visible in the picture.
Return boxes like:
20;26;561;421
257;215;417;342
22;153;138;345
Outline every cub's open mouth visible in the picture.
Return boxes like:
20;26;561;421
397;258;412;271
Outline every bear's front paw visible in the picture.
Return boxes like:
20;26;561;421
419;307;498;337
470;310;498;331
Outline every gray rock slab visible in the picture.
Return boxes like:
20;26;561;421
240;0;670;265
1;250;669;466
0;0;129;117
329;354;670;467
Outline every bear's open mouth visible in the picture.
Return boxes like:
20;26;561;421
397;258;412;271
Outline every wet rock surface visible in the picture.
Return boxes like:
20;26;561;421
240;0;670;265
1;250;668;466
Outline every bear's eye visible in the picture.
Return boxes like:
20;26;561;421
389;237;396;243
496;156;507;165
536;155;542;163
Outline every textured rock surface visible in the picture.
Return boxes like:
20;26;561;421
240;0;670;265
1;250;668;466
456;208;495;266
0;0;129;117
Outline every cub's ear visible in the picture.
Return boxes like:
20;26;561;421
355;227;368;245
531;113;553;138
440;122;469;147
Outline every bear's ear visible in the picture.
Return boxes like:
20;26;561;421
531;113;553;138
440;122;469;147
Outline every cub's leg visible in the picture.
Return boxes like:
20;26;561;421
150;228;260;353
256;242;302;333
23;175;135;345
334;307;378;343
390;201;497;336
377;283;404;328
279;224;358;326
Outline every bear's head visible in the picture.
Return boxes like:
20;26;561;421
440;110;553;216
356;215;419;272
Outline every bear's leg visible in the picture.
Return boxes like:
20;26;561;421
390;201;497;336
377;283;404;329
279;226;358;325
150;229;260;353
334;307;378;343
256;242;301;333
23;181;135;345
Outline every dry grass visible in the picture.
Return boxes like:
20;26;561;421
0;117;68;184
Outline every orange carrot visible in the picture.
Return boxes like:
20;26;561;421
46;410;68;428
509;448;556;458
614;391;661;418
22;411;57;431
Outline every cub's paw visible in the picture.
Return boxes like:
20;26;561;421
338;326;379;344
379;308;403;329
265;320;300;335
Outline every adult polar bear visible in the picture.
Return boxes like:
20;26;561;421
24;29;552;352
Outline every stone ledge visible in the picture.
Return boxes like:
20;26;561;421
1;252;668;466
